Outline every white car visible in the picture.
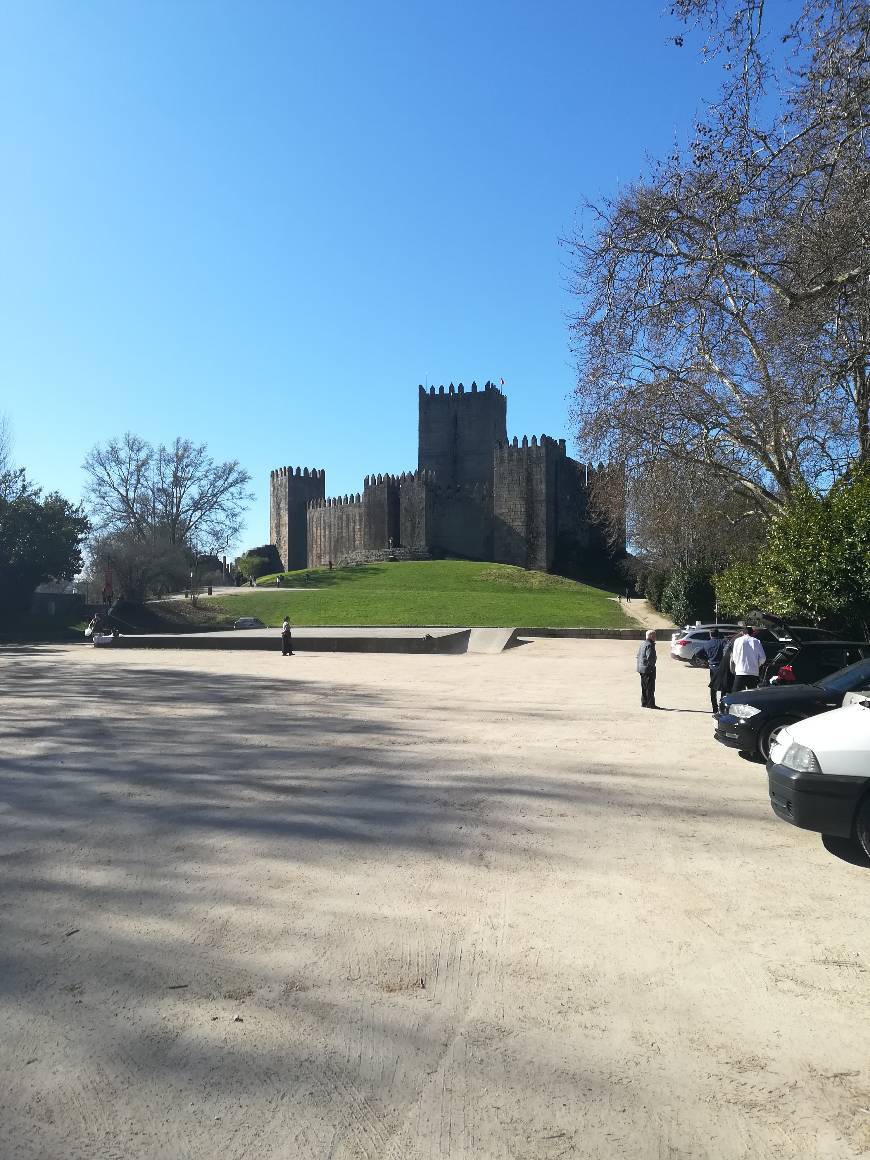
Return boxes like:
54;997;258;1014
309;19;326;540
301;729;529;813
670;623;741;663
767;696;870;856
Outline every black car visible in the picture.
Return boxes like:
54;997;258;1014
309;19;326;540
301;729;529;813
763;640;870;686
714;657;870;761
735;613;866;686
688;624;839;673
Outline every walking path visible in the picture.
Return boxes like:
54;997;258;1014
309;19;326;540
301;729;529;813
612;596;675;632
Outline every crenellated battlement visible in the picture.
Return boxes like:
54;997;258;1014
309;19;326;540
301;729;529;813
360;468;438;488
308;493;363;509
270;465;326;480
494;434;568;456
418;380;504;399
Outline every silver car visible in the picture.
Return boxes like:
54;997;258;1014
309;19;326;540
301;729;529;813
670;624;741;663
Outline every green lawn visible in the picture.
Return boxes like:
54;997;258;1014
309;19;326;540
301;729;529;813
152;561;636;629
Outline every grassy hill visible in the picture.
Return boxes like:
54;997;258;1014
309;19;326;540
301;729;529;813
150;561;635;629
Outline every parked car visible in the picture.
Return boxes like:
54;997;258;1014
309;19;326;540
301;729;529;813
714;657;870;761
670;624;742;663
762;640;870;686
233;616;266;629
767;697;870;857
672;616;838;666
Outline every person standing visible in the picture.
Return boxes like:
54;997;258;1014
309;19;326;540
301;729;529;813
636;630;657;708
731;625;766;692
697;627;727;713
281;616;294;656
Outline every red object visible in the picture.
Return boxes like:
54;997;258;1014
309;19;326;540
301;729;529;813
777;664;796;683
676;639;689;646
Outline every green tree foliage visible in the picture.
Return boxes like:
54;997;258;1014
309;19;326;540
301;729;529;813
715;471;870;635
660;566;716;627
245;544;282;573
234;553;271;582
641;568;670;612
0;473;90;614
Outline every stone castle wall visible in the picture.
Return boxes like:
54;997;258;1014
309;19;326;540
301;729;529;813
270;383;609;576
418;382;507;486
492;437;562;571
429;481;493;561
269;466;325;571
307;494;364;566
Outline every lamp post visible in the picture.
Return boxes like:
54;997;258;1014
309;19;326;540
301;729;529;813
189;554;201;605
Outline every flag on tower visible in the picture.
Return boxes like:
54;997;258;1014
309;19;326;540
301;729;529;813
499;377;505;386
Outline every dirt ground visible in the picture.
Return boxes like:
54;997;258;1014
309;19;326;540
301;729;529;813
2;640;869;1160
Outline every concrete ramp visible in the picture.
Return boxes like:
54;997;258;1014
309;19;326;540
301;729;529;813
466;628;519;654
104;626;524;655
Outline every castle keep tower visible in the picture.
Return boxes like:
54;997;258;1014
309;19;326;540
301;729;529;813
269;466;325;571
418;382;507;486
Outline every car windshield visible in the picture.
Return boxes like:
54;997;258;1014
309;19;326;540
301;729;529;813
817;658;870;694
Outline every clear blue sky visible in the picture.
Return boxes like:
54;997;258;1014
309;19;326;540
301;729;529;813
1;0;744;551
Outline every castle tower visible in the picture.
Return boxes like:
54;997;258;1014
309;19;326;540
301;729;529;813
418;382;507;486
269;467;326;571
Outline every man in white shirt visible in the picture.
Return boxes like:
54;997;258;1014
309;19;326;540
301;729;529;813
731;626;766;692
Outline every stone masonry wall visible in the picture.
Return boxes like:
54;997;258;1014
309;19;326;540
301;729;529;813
429;482;493;560
418;382;507;486
398;472;432;549
492;437;563;571
307;495;364;567
363;477;401;551
270;467;326;571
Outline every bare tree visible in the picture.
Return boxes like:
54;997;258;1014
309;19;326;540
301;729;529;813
0;414;27;503
589;456;764;572
0;414;11;477
84;433;252;554
564;0;869;535
82;432;154;539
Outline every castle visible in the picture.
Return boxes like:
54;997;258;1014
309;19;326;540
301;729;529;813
269;382;611;575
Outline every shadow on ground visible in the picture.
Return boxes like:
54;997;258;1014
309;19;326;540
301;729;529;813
0;648;821;1159
822;833;870;868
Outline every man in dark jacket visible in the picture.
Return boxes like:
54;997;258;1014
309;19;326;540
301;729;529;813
636;630;657;708
711;627;742;712
281;616;294;656
697;628;726;713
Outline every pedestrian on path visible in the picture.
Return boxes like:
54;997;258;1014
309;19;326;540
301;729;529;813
281;616;294;656
731;625;766;692
636;630;657;708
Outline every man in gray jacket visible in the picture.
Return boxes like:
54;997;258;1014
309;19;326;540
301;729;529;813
636;630;657;708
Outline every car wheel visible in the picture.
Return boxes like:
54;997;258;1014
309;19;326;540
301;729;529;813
855;794;870;861
758;718;795;763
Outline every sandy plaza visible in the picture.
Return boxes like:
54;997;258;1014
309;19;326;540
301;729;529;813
2;639;868;1160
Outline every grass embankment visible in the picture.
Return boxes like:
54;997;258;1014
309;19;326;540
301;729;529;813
150;561;634;629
